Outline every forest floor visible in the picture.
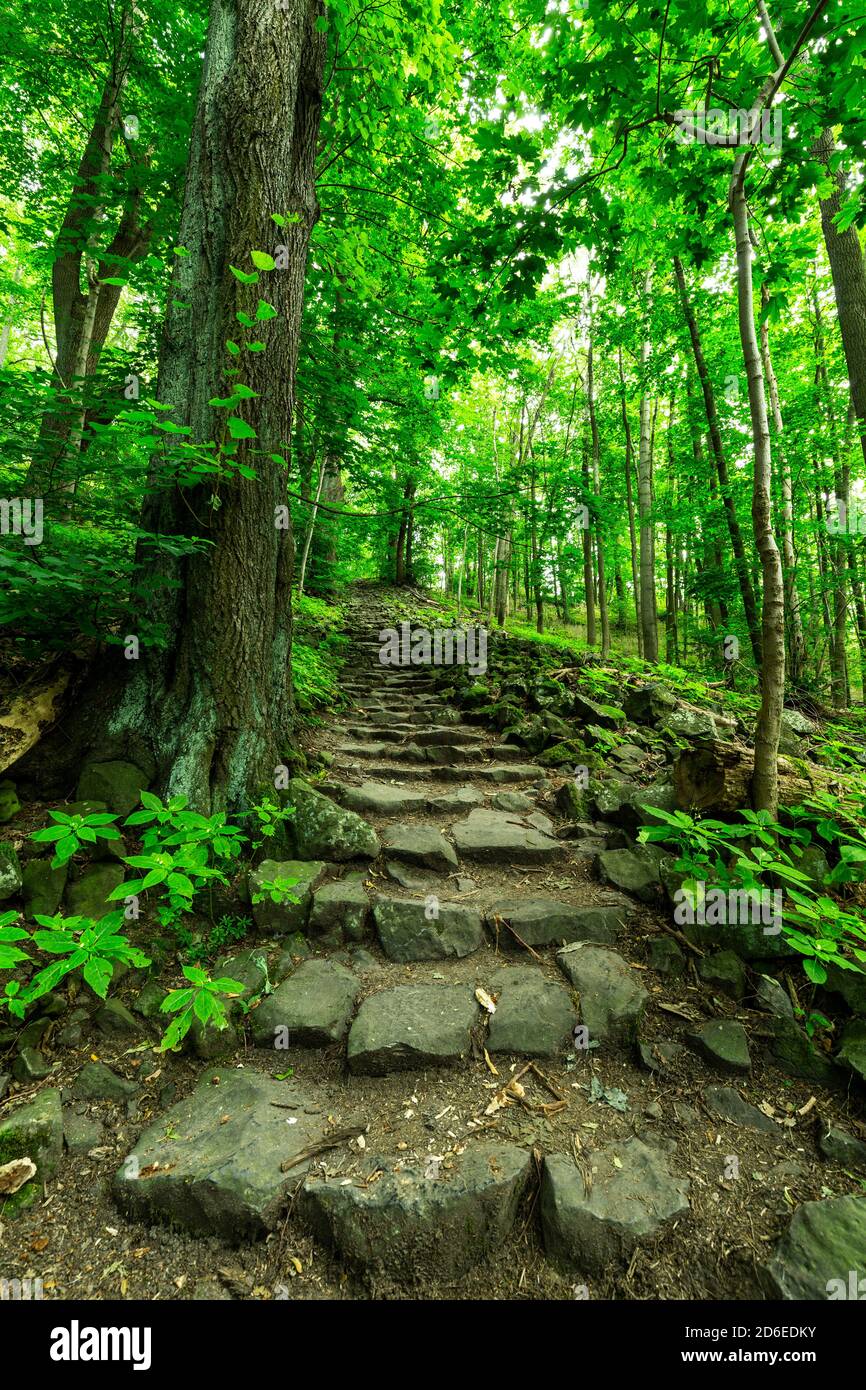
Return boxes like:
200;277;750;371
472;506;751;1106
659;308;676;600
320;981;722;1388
1;584;865;1302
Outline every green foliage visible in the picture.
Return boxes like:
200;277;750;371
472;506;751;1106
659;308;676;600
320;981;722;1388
31;808;122;867
158;964;246;1052
638;805;866;985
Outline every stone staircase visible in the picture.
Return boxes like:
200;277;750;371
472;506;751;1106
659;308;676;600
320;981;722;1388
104;592;866;1299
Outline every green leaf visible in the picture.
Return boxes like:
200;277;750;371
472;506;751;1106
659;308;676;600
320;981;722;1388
229;265;259;284
251;250;276;271
228;416;257;440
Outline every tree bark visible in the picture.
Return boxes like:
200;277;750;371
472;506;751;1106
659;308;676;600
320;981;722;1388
673;255;763;669
813;127;866;470
730;157;785;814
107;0;325;812
638;272;658;661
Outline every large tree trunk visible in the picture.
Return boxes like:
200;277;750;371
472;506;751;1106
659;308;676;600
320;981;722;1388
107;0;325;812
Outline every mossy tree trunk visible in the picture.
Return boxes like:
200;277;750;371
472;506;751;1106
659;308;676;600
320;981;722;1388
109;0;325;812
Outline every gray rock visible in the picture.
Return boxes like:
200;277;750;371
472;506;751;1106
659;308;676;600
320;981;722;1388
373;897;483;962
488;898;627;948
766;1016;841;1086
664;708;718;741
688;1020;751;1073
21;857;68;918
451;807;564;864
113;1069;330;1240
638;1040;683;1073
76;761;147;816
285;778;380;861
819;1126;866;1168
426;787;485;814
63;1110;105;1154
213;948;268;1005
793;844;829;887
623;684;677;724
65;862;125;920
753;973;794;1019
249;858;328;934
571;693;625;728
597;848;659;903
0;841;23;901
347;984;478;1074
95;999;139;1036
332;781;427;816
648;936;685;977
0;778;20;824
0;1088;63;1207
187;1014;238;1061
384;861;431;892
763;1195;866;1299
309;878;369;941
72;1061;138;1102
12;1048;50;1082
541;1140;690;1274
133;978;168;1020
382;823;458;872
486;967;575;1057
698;950;746;1000
251;959;359;1047
300;1143;531;1279
492;791;534;811
838;1019;866;1083
704;1086;780;1135
557;943;648;1045
781;707;816;737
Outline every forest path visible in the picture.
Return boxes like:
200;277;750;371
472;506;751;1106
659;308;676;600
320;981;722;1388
6;587;863;1303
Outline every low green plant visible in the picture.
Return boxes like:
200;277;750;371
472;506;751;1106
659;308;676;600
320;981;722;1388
31;808;122;867
638;804;866;986
158;964;246;1051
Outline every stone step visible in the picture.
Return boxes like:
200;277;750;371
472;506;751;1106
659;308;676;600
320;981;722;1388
347;762;544;784
299;1143;532;1280
451;808;565;864
347;983;480;1073
325;780;486;817
380;822;459;872
372;895;483;960
336;724;484;746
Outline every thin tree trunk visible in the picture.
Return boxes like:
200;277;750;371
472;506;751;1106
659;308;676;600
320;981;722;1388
730;154;785;814
813;127;866;469
638;271;658;661
619;345;642;654
674;255;763;669
297;451;326;595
